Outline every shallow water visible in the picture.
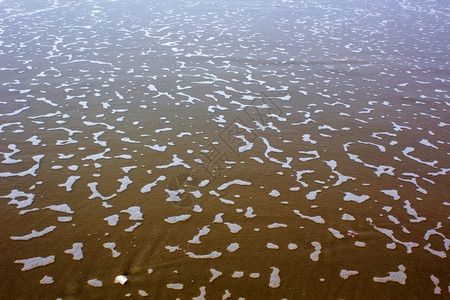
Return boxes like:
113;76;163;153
0;0;449;299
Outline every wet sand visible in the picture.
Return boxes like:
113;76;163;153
0;0;449;299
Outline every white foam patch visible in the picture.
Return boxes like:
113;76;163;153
190;190;202;199
40;275;54;285
26;136;42;145
82;148;111;161
212;115;226;123
343;192;370;203
250;157;264;163
165;245;181;253
189;226;210;244
10;226;56;241
0;122;21;134
423;223;449;258
58;216;72;222
207;105;228;112
213;213;224;223
355;241;366;247
319;123;338;131
104;214;119;226
325;160;356;186
261;137;292;168
15;256;55;271
124;222;141;232
1;189;35;208
386;242;397;250
0;154;44;177
222;290;231;299
302;134;317;144
269;267;281;288
1;144;22;164
373;265;407;285
340;270;359;279
269;190;280;197
402;147;438;168
344;142;395;177
92;131;107;147
46;204;74;214
403;200;427;223
267;243;279;249
120;206;143;220
288;243;298;250
268;223;287;229
267;113;287;121
328;228;344;239
58;176;81;192
310;242;322;262
144;144;167;152
68;165;78;171
56;138;78;146
115;154;132;160
167;283;184;290
217;179;251;191
116;176;133;193
227;242;240;252
165;189;184;202
367;218;419;253
306;190;320;200
121;166;137;173
224;222;242;233
156;154;191;169
245;207;256;218
209;269;223;282
208;188;219;196
219;198;235;205
424;244;447;258
193;286;207;300
193;205;203;212
295;170;315;189
198;180;209;187
298;150;319;162
399;174;428;194
341;213;355;221
177;132;192;138
420;139;438;149
235;135;254;152
87;279;103;287
121;137;140;144
381;189;400;200
430;275;442;294
165;214;191;224
84;121;114;130
87;182;117;200
293;210;325;224
185;251;222;259
103;242;120;258
141;175;166;193
64;243;83;260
